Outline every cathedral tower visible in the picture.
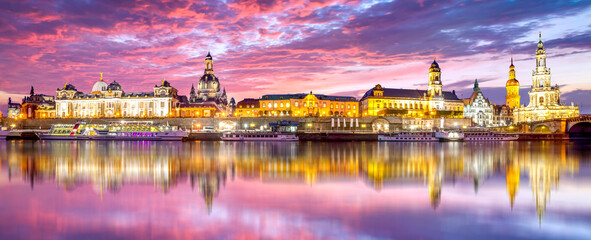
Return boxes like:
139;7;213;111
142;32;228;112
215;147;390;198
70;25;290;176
533;32;550;89
428;58;443;99
528;33;560;108
506;56;520;108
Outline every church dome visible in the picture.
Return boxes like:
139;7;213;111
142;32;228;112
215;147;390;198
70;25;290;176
107;81;123;91
92;80;108;93
199;74;219;83
429;58;440;72
506;79;519;87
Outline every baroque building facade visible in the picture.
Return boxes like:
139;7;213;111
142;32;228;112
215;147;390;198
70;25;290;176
11;86;56;119
514;33;579;123
463;79;493;127
55;74;178;118
359;59;464;118
235;92;358;117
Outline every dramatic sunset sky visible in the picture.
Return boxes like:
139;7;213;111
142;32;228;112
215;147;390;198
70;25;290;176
1;0;591;114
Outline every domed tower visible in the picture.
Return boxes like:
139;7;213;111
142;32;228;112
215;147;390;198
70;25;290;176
428;58;443;99
197;52;221;102
506;56;520;108
91;73;109;94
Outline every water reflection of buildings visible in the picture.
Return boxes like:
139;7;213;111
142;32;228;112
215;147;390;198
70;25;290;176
3;141;580;221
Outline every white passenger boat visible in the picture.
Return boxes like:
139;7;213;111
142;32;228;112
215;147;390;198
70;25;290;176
37;121;187;141
0;129;9;140
221;132;298;141
464;131;518;141
378;132;437;142
435;131;464;142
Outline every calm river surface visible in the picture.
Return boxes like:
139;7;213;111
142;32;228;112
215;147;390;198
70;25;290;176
1;140;590;239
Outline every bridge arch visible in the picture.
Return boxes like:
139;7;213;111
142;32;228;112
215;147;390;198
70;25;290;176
567;122;591;134
533;125;552;133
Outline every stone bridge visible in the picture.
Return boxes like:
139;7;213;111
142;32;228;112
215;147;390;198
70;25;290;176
565;115;591;138
529;115;591;134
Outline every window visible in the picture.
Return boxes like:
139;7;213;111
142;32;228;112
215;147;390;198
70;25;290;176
286;103;290;108
295;102;298;107
323;103;326;108
268;103;271;108
280;103;284;108
353;105;356;109
330;104;333;108
274;103;277;108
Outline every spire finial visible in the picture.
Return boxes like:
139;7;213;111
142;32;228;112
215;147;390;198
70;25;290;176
434;57;436;61
162;77;165;85
100;72;103;81
539;32;542;41
510;47;514;65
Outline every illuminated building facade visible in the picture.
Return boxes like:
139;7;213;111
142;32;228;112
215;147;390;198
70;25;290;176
234;98;261;117
257;92;359;117
493;104;513;126
463;79;493;126
14;86;56;119
55;74;178;118
359;59;464;118
7;97;21;119
514;33;579;123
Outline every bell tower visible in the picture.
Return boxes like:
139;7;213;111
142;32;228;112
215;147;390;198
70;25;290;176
428;57;443;99
506;55;520;108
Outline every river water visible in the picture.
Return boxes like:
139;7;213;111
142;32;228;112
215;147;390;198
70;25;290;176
0;140;590;239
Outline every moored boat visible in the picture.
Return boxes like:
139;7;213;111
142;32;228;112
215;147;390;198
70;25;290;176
221;132;298;141
435;131;465;142
464;131;518;141
37;121;187;141
378;132;437;142
0;129;9;140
